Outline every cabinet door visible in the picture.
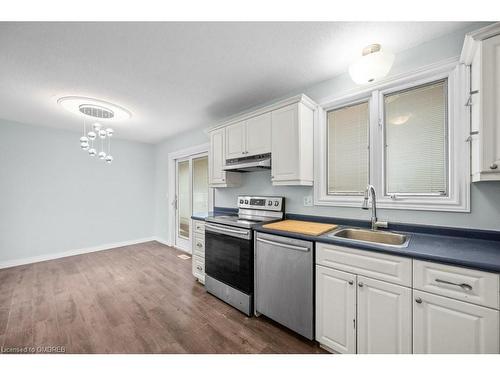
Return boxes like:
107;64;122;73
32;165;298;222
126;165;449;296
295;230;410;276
225;121;246;159
357;276;412;354
271;104;299;182
315;265;356;354
481;34;500;173
413;290;500;354
209;128;226;184
246;112;271;156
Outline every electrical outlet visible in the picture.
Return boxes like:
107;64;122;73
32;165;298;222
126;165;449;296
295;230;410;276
303;195;313;207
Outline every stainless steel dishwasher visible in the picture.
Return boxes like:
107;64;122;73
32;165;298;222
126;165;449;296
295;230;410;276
255;232;314;339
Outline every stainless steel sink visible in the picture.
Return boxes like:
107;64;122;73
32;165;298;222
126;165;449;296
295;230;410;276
328;228;410;248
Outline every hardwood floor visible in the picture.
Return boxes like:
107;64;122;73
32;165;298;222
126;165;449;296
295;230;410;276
0;241;326;354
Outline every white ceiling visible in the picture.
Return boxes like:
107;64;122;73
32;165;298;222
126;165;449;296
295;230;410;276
0;22;477;143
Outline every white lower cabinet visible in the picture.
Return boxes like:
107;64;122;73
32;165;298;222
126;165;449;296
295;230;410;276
316;265;356;354
357;276;412;354
413;290;500;354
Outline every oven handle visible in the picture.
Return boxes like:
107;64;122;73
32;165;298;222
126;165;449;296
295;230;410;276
205;223;250;237
256;237;310;252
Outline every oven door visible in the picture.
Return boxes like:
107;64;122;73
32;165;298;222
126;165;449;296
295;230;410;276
204;222;253;295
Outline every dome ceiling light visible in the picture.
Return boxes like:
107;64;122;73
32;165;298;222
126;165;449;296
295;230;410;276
58;96;131;164
348;43;395;85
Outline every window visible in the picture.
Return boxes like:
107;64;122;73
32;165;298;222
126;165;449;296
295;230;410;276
384;80;448;196
327;101;369;194
314;62;470;212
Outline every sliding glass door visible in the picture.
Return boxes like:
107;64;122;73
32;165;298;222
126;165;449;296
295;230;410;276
174;153;210;251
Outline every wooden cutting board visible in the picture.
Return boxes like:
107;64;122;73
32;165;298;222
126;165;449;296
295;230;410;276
263;220;338;236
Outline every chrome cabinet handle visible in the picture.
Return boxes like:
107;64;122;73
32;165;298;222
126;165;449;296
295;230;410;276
256;238;310;252
358;282;364;288
490;163;498;170
415;297;422;304
348;280;354;285
196;266;202;271
435;279;473;291
196;243;203;248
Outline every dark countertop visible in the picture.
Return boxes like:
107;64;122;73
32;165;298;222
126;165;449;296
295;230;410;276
254;224;500;273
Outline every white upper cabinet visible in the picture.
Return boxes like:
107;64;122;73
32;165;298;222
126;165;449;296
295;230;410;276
209;94;317;187
225;121;246;159
413;290;499;354
271;102;314;186
208;128;241;187
225;114;272;159
246;112;271;156
461;23;500;181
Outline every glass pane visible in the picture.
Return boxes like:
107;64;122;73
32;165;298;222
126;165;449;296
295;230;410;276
385;80;447;195
327;101;369;194
177;160;190;239
192;156;208;214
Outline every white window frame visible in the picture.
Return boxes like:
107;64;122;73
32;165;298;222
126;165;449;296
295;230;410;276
314;59;470;212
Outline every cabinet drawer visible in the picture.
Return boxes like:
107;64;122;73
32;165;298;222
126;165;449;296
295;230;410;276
192;255;205;283
413;260;500;309
316;243;412;287
193;235;205;257
193;220;205;234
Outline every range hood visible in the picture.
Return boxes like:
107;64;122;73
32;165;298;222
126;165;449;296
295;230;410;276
223;153;271;172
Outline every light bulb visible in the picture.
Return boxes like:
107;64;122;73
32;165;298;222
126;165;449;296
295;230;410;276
106;128;114;137
105;155;114;164
99;129;107;139
98;151;107;160
80;136;89;143
88;148;97;157
88;131;96;140
93;122;101;132
80;142;89;150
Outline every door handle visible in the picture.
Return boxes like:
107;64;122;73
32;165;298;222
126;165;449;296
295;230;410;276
435;278;473;291
256;238;310;252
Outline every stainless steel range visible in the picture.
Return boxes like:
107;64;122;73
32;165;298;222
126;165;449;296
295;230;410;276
204;196;284;316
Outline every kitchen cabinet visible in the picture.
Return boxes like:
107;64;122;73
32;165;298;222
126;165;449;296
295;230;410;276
208;94;316;187
271;102;314;186
192;220;206;284
413;290;499;354
357;276;412;354
461;23;500;181
316;265;356;354
225;121;246;159
208;128;241;187
315;263;411;354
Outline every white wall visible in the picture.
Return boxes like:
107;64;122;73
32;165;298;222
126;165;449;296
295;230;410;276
0;119;156;265
154;23;500;235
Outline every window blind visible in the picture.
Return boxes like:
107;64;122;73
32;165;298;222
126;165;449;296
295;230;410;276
327;101;369;194
384;80;448;195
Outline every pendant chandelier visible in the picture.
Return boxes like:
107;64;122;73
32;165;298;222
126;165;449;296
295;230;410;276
58;96;132;164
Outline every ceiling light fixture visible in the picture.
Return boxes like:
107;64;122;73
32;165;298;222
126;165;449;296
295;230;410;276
58;96;129;164
348;44;395;85
57;96;131;121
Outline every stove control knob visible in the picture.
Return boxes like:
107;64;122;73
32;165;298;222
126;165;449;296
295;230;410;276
274;201;279;207
239;199;244;204
244;200;249;204
267;200;273;206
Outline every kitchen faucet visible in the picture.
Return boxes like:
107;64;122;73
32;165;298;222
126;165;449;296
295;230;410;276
362;185;388;230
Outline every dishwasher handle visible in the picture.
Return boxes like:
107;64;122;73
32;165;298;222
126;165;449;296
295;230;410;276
256;237;310;252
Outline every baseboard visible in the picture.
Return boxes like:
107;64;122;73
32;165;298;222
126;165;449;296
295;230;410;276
0;237;156;270
151;237;191;255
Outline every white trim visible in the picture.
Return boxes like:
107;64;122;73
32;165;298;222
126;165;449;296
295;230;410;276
206;94;317;133
460;22;500;64
0;237;156;270
167;143;211;251
314;59;470;212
